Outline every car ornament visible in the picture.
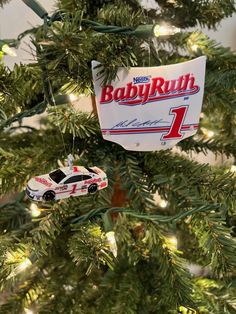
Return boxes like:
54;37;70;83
26;163;108;202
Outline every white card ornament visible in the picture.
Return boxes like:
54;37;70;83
92;57;206;151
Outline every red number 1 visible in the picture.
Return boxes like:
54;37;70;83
70;184;77;194
162;105;188;140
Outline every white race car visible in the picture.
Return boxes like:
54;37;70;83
26;166;108;201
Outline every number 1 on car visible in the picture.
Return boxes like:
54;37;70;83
70;184;77;194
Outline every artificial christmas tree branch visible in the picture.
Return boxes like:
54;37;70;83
0;0;10;6
0;95;76;130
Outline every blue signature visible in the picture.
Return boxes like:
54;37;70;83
111;118;169;129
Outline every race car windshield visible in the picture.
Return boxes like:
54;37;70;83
85;167;97;174
49;169;66;184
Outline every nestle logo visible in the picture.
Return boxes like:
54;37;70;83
133;76;150;84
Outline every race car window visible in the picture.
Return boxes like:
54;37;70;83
49;169;66;184
85;167;97;174
64;175;84;184
83;175;92;180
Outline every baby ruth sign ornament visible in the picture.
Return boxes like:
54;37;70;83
92;56;206;151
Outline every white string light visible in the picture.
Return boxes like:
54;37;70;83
206;130;214;138
30;203;41;217
159;199;168;208
201;127;215;139
24;309;34;314
199;112;205;119
14;258;32;274
68;94;78;103
153;24;180;37
191;44;199;52
179;306;197;314
1;44;17;57
105;231;118;257
167;236;178;249
154;194;169;208
230;165;236;173
6;255;32;279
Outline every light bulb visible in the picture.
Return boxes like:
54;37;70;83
153;24;180;37
206;130;214;138
106;231;117;257
159;199;168;208
201;127;215;139
178;306;197;314
230;165;236;173
24;309;34;314
1;44;17;57
191;44;199;52
15;258;32;274
7;257;32;279
68;93;78;102
199;112;205;119
30;203;41;217
168;236;178;249
63;284;73;291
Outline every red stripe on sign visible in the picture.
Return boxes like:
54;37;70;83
102;124;199;135
103;127;170;134
182;124;199;130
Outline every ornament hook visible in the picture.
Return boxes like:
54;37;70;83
67;154;74;170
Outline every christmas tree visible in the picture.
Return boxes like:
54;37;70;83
0;0;236;313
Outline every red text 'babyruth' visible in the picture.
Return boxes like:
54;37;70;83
100;73;200;106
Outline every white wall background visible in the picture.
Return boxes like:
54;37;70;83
0;0;56;68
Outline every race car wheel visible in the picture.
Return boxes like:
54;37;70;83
88;184;98;194
43;191;55;201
